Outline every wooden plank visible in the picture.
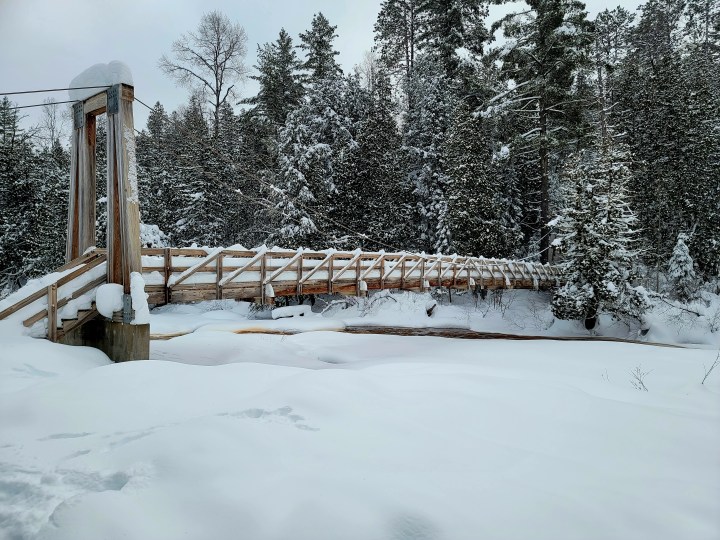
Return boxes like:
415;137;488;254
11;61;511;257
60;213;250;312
360;253;385;281
56;249;97;273
83;91;107;116
66;127;82;262
57;254;106;287
163;247;171;304
79;114;96;253
47;284;58;342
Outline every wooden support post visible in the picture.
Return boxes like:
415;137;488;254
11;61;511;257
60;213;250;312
260;252;267;304
216;253;224;300
400;258;406;290
327;254;334;294
420;259;426;291
356;257;362;296
163;248;171;305
106;84;141;295
296;253;303;296
47;283;58;342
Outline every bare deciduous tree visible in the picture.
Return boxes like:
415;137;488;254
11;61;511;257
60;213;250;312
36;98;69;148
160;10;248;138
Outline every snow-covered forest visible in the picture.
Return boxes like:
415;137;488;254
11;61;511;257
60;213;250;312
1;0;719;317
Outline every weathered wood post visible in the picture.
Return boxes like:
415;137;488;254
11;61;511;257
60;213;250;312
63;82;149;361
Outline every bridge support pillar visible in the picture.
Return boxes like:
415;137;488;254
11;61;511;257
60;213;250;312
59;319;149;362
67;82;148;359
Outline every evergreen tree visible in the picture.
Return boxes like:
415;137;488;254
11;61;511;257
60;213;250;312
25;142;69;277
249;29;305;127
667;233;699;303
270;76;355;248
445;101;521;257
551;140;649;326
403;56;454;253
489;0;593;262
335;70;414;251
298;13;342;83
172;94;226;246
417;0;488;78
0;98;36;292
136;102;172;232
374;0;423;82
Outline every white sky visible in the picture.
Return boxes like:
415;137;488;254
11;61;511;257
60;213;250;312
0;0;644;134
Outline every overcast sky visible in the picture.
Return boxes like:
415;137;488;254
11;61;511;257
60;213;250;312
1;0;644;133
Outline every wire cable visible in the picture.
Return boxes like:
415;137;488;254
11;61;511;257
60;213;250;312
9;99;76;110
0;85;111;96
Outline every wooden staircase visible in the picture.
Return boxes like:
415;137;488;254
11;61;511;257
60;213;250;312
0;250;107;342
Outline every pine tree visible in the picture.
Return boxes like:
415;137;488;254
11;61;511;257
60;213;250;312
374;0;423;82
489;0;593;262
551;140;649;326
667;233;699;303
0;97;36;292
335;70;413;251
136;102;172;232
403;56;454;253
298;13;342;84
445;101;521;257
269;76;355;248
417;0;488;79
249;29;305;127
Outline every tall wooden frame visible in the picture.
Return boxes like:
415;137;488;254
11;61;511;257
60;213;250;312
67;84;141;300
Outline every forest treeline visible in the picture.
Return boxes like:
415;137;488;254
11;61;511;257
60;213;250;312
1;0;718;321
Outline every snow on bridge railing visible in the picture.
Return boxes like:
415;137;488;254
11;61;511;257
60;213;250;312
134;246;561;306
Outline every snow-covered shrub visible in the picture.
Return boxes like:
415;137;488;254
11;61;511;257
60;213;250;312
140;223;170;248
667;233;699;303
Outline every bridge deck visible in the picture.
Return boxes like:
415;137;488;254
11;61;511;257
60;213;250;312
0;247;560;341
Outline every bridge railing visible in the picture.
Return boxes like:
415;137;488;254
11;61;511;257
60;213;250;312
0;251;107;340
134;247;560;305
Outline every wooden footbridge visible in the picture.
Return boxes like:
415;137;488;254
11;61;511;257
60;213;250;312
0;246;559;341
0;78;561;360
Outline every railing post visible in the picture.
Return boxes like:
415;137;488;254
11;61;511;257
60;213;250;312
297;252;303;297
327;254;334;295
216;252;224;300
260;252;267;304
47;283;58;342
163;247;171;305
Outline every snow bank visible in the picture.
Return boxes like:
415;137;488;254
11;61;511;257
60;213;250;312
68;61;133;102
1;330;718;539
271;305;313;319
95;283;123;318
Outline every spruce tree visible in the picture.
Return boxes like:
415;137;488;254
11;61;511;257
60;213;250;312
445;101;520;257
489;0;593;262
551;140;649;326
667;233;699;303
298;13;342;84
249;29;305;128
270;76;355;248
403;56;454;253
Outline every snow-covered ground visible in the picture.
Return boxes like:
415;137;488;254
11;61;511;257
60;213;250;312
1;291;719;539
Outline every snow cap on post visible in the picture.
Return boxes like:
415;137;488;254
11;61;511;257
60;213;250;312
68;61;134;102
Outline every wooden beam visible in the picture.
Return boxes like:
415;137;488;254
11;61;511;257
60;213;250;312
105;84;141;295
47;284;57;342
219;250;265;287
